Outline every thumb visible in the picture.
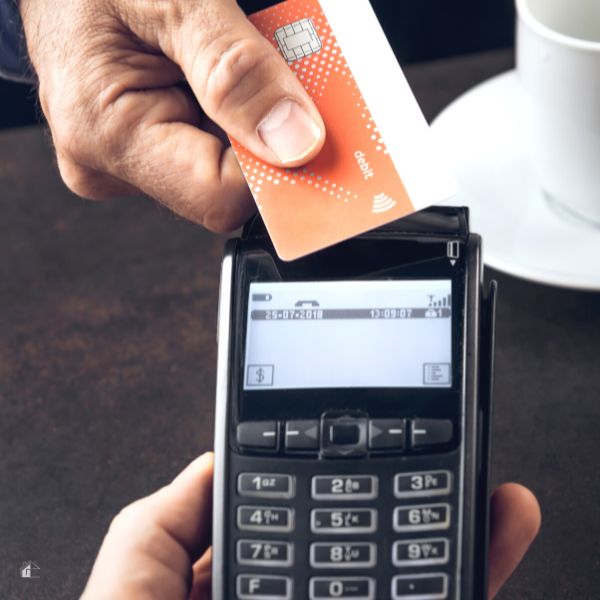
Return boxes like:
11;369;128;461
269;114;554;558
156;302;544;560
81;453;214;600
169;0;326;167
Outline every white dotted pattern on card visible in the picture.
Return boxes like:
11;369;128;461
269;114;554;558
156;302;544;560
234;0;390;210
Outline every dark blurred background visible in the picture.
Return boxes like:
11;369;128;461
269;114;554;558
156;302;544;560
0;0;516;130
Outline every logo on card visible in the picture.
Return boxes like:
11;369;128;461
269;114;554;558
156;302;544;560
372;193;397;214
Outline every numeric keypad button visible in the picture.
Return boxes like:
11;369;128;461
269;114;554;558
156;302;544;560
237;506;294;532
392;538;449;566
237;540;293;567
310;542;376;569
394;471;452;498
237;473;295;499
236;575;292;599
310;577;376;599
392;574;448;599
311;509;377;534
393;504;450;532
312;475;378;500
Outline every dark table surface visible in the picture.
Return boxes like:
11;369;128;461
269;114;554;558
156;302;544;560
1;49;599;600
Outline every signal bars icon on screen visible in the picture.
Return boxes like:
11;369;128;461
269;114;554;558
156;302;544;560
372;193;397;214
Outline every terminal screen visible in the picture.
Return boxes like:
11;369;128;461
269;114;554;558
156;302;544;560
243;280;453;390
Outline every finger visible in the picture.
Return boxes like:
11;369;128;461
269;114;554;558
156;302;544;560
105;86;256;232
56;152;141;200
165;0;326;167
190;548;213;600
488;483;541;599
151;453;215;558
55;76;254;230
81;453;214;600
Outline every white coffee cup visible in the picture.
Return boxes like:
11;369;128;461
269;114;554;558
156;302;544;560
516;0;600;224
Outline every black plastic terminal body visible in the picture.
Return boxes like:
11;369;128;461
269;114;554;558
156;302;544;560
212;207;497;600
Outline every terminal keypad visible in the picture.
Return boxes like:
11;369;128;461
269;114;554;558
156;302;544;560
232;418;457;599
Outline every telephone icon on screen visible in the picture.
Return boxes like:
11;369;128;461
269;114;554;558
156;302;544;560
295;300;320;308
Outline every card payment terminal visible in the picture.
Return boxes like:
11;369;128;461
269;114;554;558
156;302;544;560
212;207;497;600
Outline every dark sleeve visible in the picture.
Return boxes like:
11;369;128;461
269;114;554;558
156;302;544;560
0;0;35;83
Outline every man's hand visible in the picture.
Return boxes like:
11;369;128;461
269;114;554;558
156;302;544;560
20;0;326;232
81;453;541;600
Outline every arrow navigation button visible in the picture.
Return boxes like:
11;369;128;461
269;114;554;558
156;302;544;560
370;424;383;439
305;425;318;439
369;419;407;451
285;420;320;451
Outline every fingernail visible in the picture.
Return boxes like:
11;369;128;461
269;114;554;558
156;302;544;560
258;99;323;164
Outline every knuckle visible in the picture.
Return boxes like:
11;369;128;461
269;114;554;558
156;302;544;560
38;68;99;161
154;1;187;31
109;498;151;533
125;0;191;43
200;37;277;116
55;157;117;201
53;123;88;164
202;207;243;234
56;159;95;199
49;94;97;165
200;192;253;234
98;94;140;172
43;69;128;171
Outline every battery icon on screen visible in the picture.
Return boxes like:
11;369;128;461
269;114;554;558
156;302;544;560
252;293;272;302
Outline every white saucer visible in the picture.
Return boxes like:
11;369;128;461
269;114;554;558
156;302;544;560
431;70;600;291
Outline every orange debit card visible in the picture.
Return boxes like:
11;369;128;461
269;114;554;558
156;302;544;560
230;0;456;261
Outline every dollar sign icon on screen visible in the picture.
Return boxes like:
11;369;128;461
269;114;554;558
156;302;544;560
247;365;273;387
